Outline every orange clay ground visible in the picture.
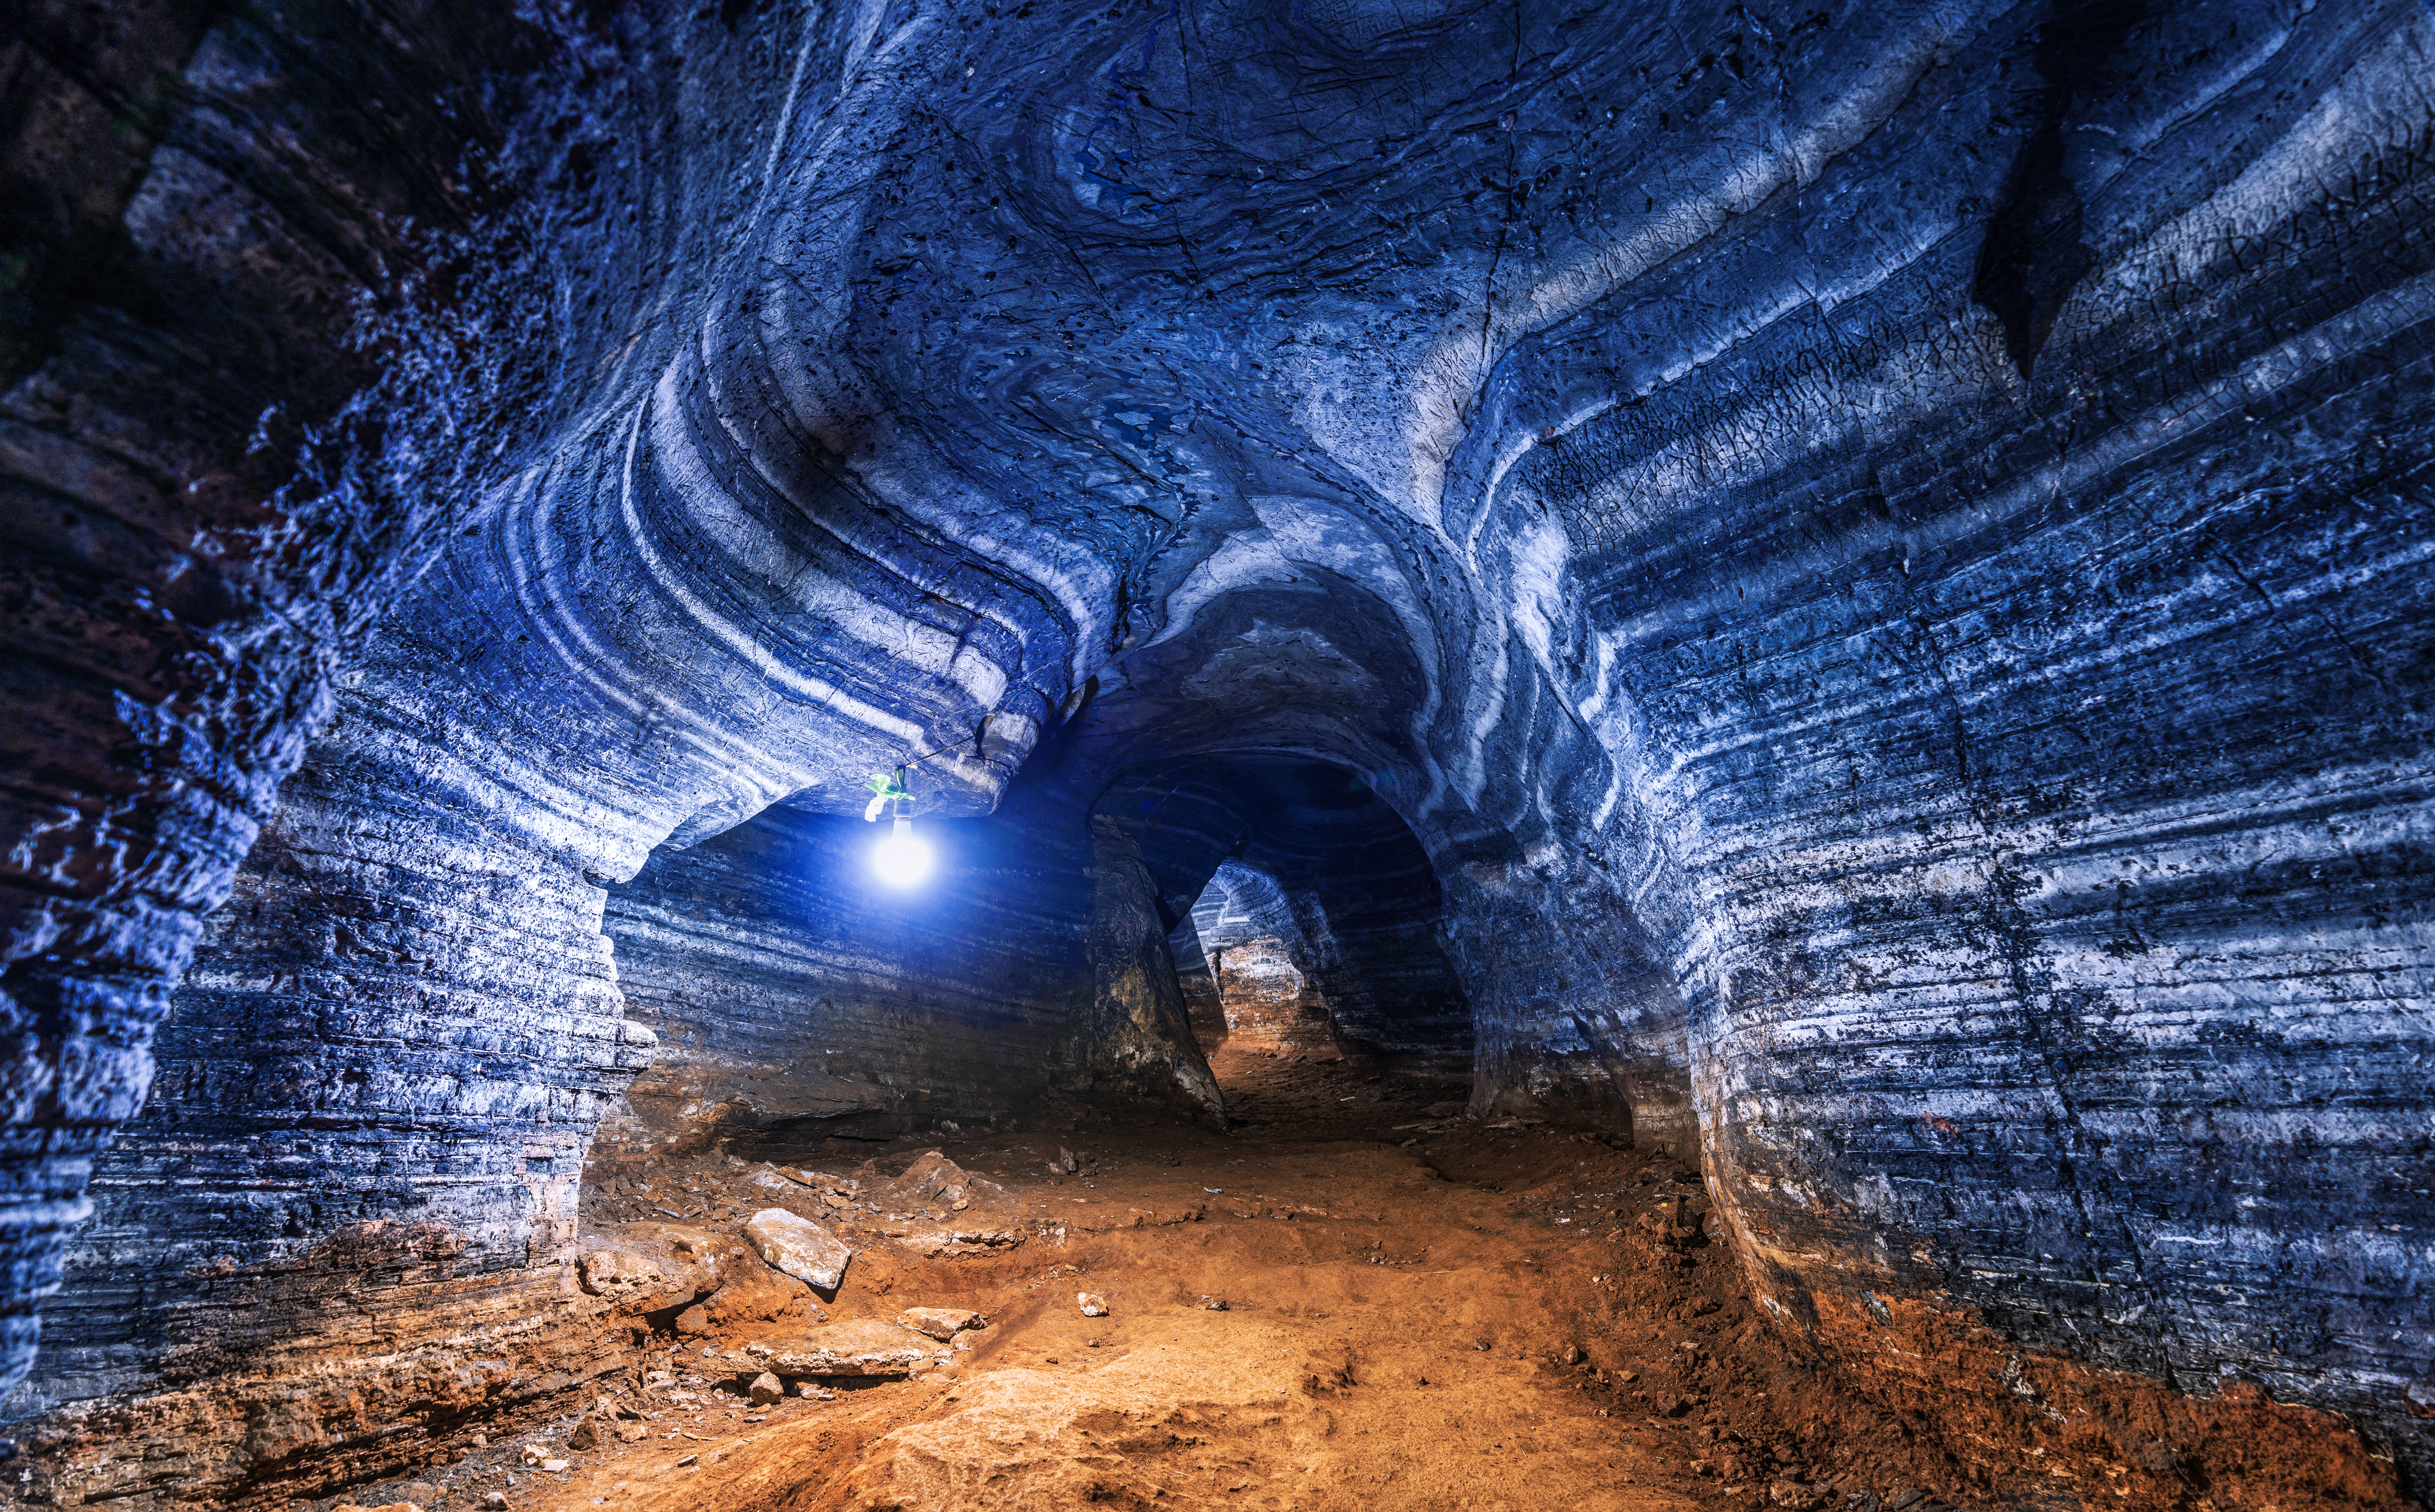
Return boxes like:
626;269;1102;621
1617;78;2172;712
308;1049;2413;1512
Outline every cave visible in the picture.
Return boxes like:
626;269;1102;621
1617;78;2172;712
1;1;2430;1508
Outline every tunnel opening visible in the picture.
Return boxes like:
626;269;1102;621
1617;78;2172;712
1103;754;1474;1108
1174;858;1342;1061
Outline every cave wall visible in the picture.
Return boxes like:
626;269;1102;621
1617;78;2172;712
591;779;1231;1167
7;0;1095;1489
1099;759;1477;1073
597;798;1094;1154
596;756;1467;1165
1170;899;1227;1049
1472;0;2435;1466
0;0;570;1407
592;750;1475;1184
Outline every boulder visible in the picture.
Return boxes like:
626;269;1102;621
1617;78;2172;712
690;1240;817;1331
745;1208;852;1289
575;1243;702;1315
744;1318;936;1378
876;1151;985;1216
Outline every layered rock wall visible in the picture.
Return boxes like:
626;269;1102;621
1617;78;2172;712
1460;0;2435;1467
1098;759;1475;1072
598;799;1095;1154
0;0;567;1399
592;754;1468;1185
596;781;1233;1166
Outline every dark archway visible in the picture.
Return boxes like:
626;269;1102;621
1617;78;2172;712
1092;756;1472;1083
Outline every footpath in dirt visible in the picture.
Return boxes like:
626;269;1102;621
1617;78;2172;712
306;1051;2407;1512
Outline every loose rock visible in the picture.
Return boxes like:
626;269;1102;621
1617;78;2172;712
745;1208;853;1289
747;1370;784;1405
878;1151;991;1213
745;1317;935;1377
899;1306;984;1339
1078;1291;1108;1316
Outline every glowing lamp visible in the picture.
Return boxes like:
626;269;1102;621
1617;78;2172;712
873;815;932;887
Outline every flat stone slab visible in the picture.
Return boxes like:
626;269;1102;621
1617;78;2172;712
899;1306;984;1340
745;1208;851;1290
745;1318;937;1378
881;1222;1022;1257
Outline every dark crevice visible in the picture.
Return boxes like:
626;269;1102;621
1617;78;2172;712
1972;0;2158;379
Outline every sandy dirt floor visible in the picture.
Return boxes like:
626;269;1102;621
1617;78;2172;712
305;1050;2410;1512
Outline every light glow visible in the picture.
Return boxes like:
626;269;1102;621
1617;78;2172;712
873;817;932;887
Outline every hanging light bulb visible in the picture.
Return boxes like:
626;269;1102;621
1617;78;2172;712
873;813;932;886
866;764;931;886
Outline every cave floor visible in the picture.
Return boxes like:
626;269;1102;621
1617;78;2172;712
313;1055;1980;1512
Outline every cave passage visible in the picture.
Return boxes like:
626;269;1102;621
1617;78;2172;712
2;1;2429;1508
1140;757;1475;1089
1177;858;1348;1060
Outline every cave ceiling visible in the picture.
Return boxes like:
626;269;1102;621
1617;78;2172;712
497;0;2102;840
